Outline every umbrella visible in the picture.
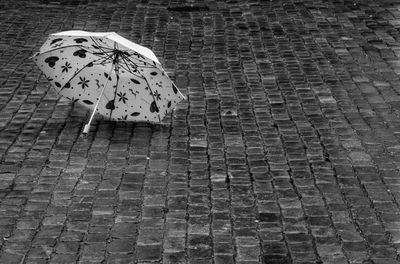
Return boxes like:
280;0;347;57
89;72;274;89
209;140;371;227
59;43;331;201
32;30;185;134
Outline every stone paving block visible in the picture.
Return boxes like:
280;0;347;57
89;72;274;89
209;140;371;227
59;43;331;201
49;254;77;264
136;244;162;262
164;236;186;253
0;251;25;264
137;229;163;245
55;241;79;255
107;238;134;253
163;251;186;264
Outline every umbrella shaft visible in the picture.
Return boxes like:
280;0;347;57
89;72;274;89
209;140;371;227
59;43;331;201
87;61;116;128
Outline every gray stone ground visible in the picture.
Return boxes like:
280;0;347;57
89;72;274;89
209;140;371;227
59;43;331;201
1;0;400;263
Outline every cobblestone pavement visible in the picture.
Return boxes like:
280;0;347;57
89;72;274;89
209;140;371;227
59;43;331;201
2;0;400;263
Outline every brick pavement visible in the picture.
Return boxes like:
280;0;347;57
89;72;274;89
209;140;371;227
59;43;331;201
1;0;400;263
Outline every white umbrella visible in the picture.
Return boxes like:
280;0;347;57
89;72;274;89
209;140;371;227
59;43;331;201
32;30;185;134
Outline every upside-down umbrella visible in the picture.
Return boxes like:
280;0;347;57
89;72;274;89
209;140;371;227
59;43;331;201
32;30;185;134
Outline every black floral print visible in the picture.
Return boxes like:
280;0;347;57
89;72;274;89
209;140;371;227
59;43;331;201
78;76;89;89
117;92;128;104
153;90;161;101
61;62;72;73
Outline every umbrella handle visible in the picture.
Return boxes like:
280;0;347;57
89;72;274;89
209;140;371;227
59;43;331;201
82;99;100;135
82;62;115;135
83;124;91;134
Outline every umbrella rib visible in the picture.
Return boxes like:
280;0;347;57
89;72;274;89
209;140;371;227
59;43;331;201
127;54;154;66
90;36;155;66
120;53;160;102
59;54;114;91
85;41;115;62
35;37;117;63
90;38;155;68
90;37;116;54
119;55;155;94
119;54;147;80
95;51;116;66
140;71;161;119
123;53;159;70
126;50;161;66
119;54;161;122
109;68;120;120
108;41;119;120
33;44;109;58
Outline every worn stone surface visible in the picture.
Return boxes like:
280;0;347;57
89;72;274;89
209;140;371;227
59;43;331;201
1;0;400;263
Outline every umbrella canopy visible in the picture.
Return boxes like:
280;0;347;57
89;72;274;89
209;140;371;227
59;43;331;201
32;30;185;127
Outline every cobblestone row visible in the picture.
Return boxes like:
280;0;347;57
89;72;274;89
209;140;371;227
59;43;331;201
2;0;400;263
